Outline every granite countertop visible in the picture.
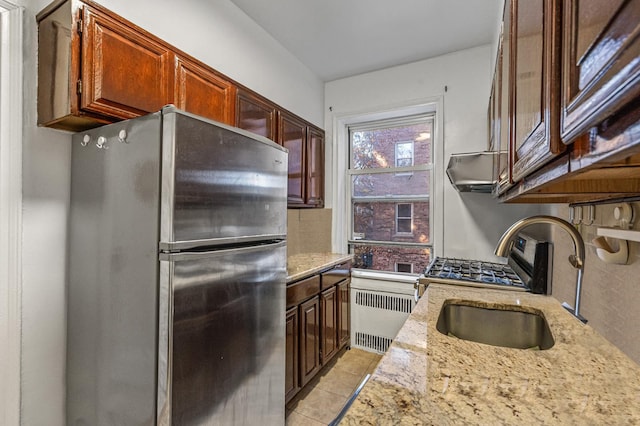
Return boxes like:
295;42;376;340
341;283;640;425
287;252;353;283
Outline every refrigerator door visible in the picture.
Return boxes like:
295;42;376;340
159;107;288;251
157;241;286;425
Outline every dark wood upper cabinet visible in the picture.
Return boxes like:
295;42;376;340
37;0;172;130
278;112;307;206
509;0;564;181
236;89;278;141
561;0;640;144
494;8;512;195
81;5;172;120
38;0;326;208
174;56;236;125
275;112;326;208
490;0;640;203
306;126;325;208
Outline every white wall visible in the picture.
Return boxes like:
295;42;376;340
19;1;70;425
325;45;542;262
18;0;323;424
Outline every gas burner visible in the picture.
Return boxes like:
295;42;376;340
424;257;526;290
417;233;551;295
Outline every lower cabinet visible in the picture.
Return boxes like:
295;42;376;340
320;287;338;364
285;306;300;402
299;296;321;386
337;278;351;349
285;263;351;403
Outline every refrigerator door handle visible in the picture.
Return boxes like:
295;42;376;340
159;235;287;252
159;240;286;261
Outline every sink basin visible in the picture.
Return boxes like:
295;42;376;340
436;300;555;350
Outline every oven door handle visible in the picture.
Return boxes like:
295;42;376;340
413;280;426;302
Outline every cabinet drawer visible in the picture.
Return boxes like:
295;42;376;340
321;262;351;290
287;275;321;308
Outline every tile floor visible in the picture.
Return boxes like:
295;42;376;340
285;348;382;425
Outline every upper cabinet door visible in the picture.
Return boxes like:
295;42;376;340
496;4;513;194
278;112;307;205
306;126;325;208
561;0;640;143
510;0;564;182
174;56;236;125
81;6;172;119
236;89;278;141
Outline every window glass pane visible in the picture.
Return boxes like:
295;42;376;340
396;263;413;273
397;219;411;233
351;244;431;273
351;121;432;169
352;171;430;197
353;201;429;243
349;114;433;275
397;203;411;218
395;142;414;167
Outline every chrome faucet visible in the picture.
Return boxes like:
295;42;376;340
494;215;587;323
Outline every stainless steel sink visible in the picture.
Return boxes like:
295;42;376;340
436;300;555;350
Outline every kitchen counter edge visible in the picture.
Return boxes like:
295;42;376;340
287;252;353;283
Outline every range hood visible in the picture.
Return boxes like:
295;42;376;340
446;151;504;193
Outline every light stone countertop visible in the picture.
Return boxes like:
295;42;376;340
341;283;640;425
287;252;353;283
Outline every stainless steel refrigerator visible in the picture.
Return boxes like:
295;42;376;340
67;106;288;425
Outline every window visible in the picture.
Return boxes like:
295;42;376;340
395;263;413;273
348;115;433;274
396;203;412;234
395;141;414;167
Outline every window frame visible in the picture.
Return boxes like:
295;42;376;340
346;113;434;273
330;98;445;278
395;140;414;168
395;203;413;235
0;3;24;424
395;262;414;274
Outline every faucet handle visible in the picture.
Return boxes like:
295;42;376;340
568;254;583;269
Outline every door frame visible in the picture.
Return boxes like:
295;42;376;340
0;1;23;425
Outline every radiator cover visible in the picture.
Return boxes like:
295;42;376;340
350;276;416;354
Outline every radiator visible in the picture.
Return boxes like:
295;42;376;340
350;271;417;354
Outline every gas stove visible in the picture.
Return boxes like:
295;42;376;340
423;257;527;291
416;233;552;296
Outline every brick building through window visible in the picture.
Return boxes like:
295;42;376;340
349;116;433;273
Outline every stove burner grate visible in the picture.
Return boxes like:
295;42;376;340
425;257;525;288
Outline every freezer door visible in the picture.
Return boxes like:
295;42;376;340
157;241;286;425
160;108;288;250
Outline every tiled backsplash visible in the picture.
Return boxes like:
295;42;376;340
287;208;332;256
550;203;640;365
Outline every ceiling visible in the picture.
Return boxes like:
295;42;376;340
229;0;503;82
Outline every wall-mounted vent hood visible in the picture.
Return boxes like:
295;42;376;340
446;151;504;193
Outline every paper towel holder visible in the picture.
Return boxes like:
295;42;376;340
592;235;628;265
